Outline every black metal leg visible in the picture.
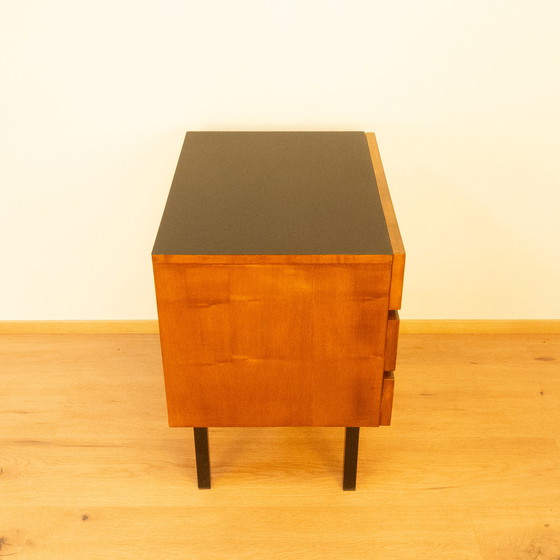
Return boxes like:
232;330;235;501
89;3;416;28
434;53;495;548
193;427;211;489
343;427;360;491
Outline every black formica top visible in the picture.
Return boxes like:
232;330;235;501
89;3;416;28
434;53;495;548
152;132;392;256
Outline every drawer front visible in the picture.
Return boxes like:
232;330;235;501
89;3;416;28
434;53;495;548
384;310;400;371
379;371;395;426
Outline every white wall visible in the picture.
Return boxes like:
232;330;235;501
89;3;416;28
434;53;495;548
1;0;559;320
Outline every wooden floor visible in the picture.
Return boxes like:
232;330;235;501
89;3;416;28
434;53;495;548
1;333;559;559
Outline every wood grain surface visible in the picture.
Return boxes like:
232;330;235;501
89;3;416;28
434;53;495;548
366;132;405;310
153;262;392;426
1;333;559;559
384;310;400;371
379;371;395;426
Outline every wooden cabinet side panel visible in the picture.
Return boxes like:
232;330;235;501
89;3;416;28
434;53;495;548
153;263;392;427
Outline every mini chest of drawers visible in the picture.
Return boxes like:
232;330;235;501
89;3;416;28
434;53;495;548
152;131;404;489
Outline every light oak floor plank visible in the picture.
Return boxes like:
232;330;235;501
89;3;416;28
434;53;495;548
1;333;559;558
